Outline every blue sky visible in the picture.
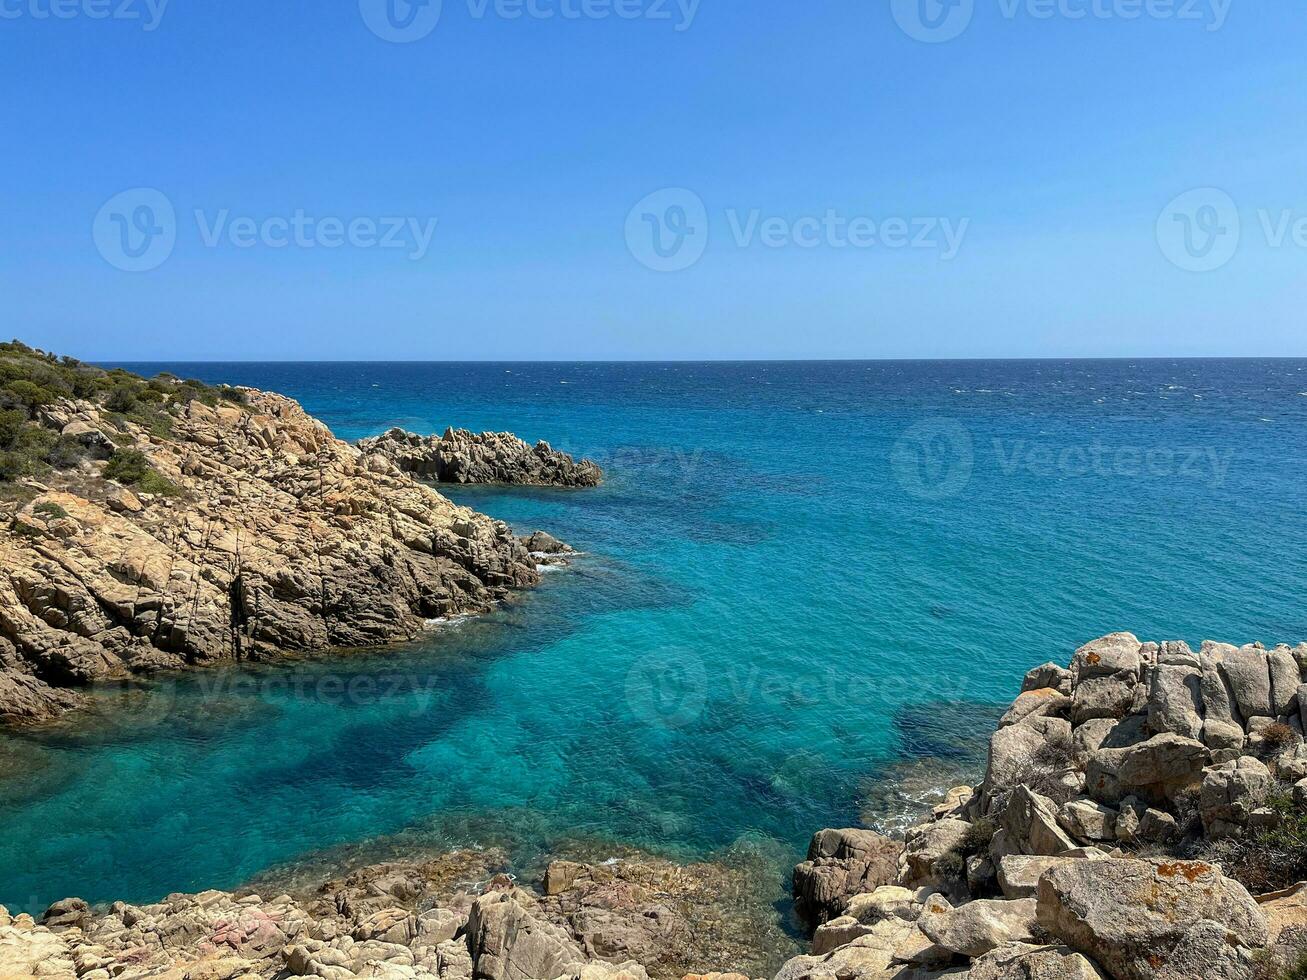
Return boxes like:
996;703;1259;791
3;0;1305;360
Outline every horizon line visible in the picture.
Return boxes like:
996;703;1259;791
95;355;1307;365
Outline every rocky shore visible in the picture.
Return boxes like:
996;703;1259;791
357;428;602;488
5;633;1306;980
0;348;566;726
786;633;1307;980
0;845;795;980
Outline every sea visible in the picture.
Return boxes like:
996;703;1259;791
1;359;1305;917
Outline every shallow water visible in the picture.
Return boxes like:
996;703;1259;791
3;360;1305;912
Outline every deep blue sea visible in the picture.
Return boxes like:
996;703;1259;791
2;360;1306;913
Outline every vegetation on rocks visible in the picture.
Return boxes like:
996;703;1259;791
0;339;244;486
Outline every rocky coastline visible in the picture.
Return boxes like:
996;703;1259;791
357;428;603;488
4;633;1307;980
0;346;574;726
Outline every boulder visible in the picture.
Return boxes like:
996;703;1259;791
1200;756;1273;838
1216;644;1274;722
466;891;585;980
1145;664;1202;740
1114;733;1208;803
899;819;973;890
982;716;1072;804
1023;664;1073;696
999;786;1076;857
1000;689;1071;729
39;897;90;931
1070;674;1138;726
966;942;1107;980
1056;800;1115;844
997;851;1105;900
792;828;902;927
1036;858;1268;980
918;893;1040;958
1269;646;1302;717
1071;634;1141;683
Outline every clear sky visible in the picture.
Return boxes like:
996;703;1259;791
3;0;1305;360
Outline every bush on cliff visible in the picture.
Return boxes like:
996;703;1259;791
104;449;179;496
1202;789;1307;893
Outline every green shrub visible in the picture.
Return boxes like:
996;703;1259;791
0;408;29;448
33;501;68;520
45;435;89;469
3;379;57;415
103;449;152;484
137;468;180;496
103;449;179;496
1203;790;1307;893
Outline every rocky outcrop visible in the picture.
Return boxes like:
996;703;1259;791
792;829;902;927
0;388;554;725
358;428;602;488
781;633;1307;980
0;849;793;980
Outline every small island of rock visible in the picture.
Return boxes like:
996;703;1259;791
358;428;603;488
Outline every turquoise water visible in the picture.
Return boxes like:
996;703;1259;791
3;360;1306;912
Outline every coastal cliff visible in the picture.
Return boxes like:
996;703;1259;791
358;428;603;488
4;634;1305;980
0;344;550;725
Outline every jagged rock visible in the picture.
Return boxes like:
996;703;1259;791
1200;756;1273;838
523;531;572;555
0;660;85;723
966;942;1106;980
899;819;972;890
999;787;1076;857
996;852;1105;900
1145;664;1202;739
918;894;1040;957
358;428;602;488
793;829;902;927
1036;858;1268;980
38;897;90;931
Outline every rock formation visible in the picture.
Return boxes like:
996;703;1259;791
784;633;1307;980
0;379;556;726
0;849;792;980
357;428;602;488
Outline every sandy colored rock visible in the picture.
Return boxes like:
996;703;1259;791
1036;858;1267;980
1;390;549;724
